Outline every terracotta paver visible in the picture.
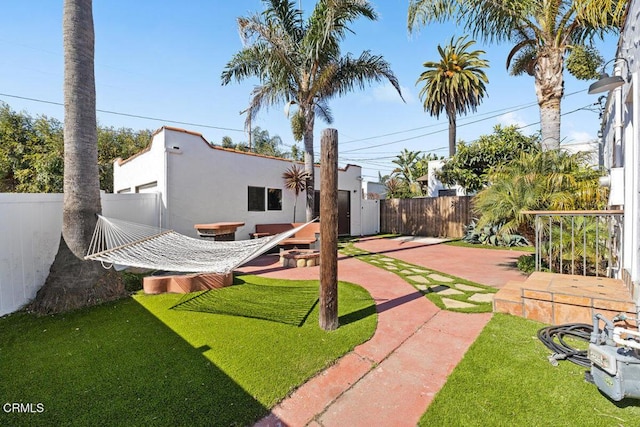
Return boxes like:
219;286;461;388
238;238;522;426
354;237;529;288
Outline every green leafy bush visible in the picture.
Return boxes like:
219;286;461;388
516;254;536;274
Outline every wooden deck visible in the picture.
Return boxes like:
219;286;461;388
493;271;636;324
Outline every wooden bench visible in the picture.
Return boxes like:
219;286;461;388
252;222;320;249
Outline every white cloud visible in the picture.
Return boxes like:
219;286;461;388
496;112;527;128
371;84;415;104
566;130;594;144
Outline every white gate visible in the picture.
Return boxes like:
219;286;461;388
360;199;380;236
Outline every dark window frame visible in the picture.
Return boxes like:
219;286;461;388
248;186;265;211
267;188;282;211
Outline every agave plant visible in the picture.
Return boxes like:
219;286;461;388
463;219;530;247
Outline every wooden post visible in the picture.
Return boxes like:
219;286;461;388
319;128;338;331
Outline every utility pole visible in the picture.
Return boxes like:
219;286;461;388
319;128;338;331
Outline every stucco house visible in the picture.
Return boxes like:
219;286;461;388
594;0;639;303
113;126;371;239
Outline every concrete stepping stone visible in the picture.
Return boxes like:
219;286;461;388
385;265;398;270
415;284;428;291
399;270;414;275
380;257;396;262
441;298;476;309
468;293;495;303
438;288;464;296
411;268;429;273
427;273;454;283
406;275;428;284
455;283;485;292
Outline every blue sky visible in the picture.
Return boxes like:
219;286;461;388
0;1;617;181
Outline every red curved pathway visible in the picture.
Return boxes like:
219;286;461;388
238;239;524;426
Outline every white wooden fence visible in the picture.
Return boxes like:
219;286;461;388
0;193;160;317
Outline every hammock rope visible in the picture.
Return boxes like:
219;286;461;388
84;215;317;274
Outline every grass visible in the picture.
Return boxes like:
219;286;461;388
0;275;376;427
420;313;640;426
340;240;497;313
445;239;535;252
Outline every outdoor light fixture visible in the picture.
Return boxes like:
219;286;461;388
588;57;631;94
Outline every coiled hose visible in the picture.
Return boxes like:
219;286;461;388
537;323;593;368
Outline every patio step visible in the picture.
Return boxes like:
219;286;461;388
493;272;637;325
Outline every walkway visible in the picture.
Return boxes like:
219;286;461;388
237;238;523;426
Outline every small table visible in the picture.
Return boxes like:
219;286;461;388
194;222;245;241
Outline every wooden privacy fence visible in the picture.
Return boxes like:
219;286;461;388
380;196;473;238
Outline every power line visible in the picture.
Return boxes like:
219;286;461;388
0;92;245;133
338;88;588;150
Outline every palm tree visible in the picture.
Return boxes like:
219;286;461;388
473;149;606;239
391;148;424;196
30;0;124;314
222;0;403;221
408;0;627;150
416;36;489;157
282;164;310;221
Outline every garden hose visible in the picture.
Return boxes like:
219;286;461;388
537;323;593;368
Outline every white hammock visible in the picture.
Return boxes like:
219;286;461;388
84;215;316;274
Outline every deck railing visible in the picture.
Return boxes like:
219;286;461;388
522;210;624;278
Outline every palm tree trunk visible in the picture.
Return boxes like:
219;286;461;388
303;107;316;221
447;108;457;157
535;48;564;151
29;0;124;315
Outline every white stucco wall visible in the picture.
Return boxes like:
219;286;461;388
0;192;160;317
425;160;465;197
114;127;365;238
599;0;639;298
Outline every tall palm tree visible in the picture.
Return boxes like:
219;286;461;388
417;36;489;157
282;164;310;221
408;0;627;151
222;0;403;220
31;0;123;314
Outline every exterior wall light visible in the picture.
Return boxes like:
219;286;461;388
588;58;631;94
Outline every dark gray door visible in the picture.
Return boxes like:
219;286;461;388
314;190;351;236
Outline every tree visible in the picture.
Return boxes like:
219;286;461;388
98;126;152;192
391;149;424;197
416;36;489;156
220;135;234;148
282;164;310;221
0;104;64;193
385;150;440;198
473;149;606;240
0;102;152;194
222;0;403;221
408;0;627;150
251;127;284;157
438;125;540;192
30;0;124;314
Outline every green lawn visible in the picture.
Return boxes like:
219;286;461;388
0;275;376;427
445;239;535;252
340;241;497;313
420;313;640;426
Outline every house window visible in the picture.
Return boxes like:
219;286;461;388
136;181;157;193
438;189;457;197
267;188;282;211
248;186;265;211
